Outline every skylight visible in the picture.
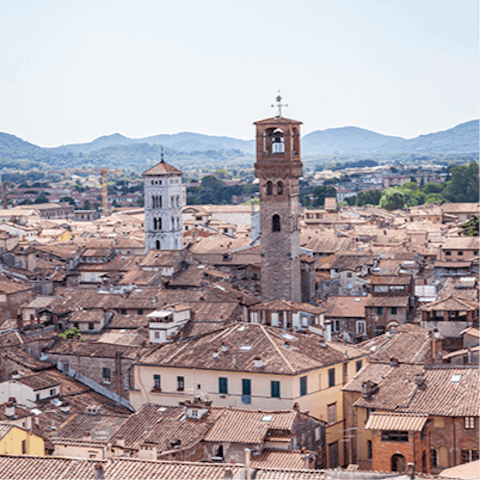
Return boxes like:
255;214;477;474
451;374;462;383
240;345;252;351
261;414;273;422
281;333;295;341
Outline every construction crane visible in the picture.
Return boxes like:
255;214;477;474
102;168;123;216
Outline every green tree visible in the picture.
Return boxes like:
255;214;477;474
403;182;419;191
422;183;444;195
60;196;76;206
379;187;409;211
59;327;84;340
425;193;448;205
34;195;49;204
459;215;479;236
442;162;479;202
83;200;91;210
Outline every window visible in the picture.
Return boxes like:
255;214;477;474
465;417;475;429
381;431;409;442
367;440;372;459
103;368;111;383
347;272;352;278
219;377;228;394
315;426;321;442
458;251;464;256
156;240;161;250
277;181;283;195
73;322;79;329
328;403;337;425
328;368;335;388
50;388;56;396
266;181;273;195
376;307;383;315
461;449;479;464
356;360;362;372
375;325;385;336
21;439;26;454
154;331;160;339
63;362;69;373
36;393;40;401
445;251;451;256
137;309;144;315
153;374;161;390
431;449;438;468
333;320;340;332
271;380;280;398
391;307;397;315
88;323;94;330
177;376;185;391
356;321;366;335
121;309;127;315
272;214;281;232
300;376;307;396
242;379;251;403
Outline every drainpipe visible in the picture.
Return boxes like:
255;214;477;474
453;418;456;466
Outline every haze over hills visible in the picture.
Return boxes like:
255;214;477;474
0;120;477;171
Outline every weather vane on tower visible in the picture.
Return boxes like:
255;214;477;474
271;90;288;117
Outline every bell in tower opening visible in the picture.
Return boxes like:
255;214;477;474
254;97;303;303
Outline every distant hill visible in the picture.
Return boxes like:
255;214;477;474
50;132;255;155
302;127;402;155
0;120;477;171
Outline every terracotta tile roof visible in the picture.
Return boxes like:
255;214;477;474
350;364;479;417
357;324;433;364
140;250;184;267
255;468;325;479
370;275;412;285
301;235;353;255
434;260;473;268
365;412;428;432
0;345;52;371
168;265;205;287
323;296;367;318
116;267;164;286
53;413;128;443
442;202;479;213
46;340;152;360
250;449;314;470
366;295;409;308
254;116;302;125
250;300;325;315
142;160;183;176
419;295;478;312
0;278;32;294
203;409;297;444
16;372;62;391
138;324;368;375
0;456;244;479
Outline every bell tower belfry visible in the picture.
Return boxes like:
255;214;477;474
254;98;303;302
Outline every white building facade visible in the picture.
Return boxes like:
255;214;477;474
142;159;185;252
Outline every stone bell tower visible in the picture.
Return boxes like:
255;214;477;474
254;96;303;302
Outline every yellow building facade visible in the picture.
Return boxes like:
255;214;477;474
0;425;44;456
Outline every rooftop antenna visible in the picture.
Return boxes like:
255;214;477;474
161;145;164;163
271;90;288;117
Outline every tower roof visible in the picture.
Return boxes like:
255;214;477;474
253;116;303;126
142;161;183;176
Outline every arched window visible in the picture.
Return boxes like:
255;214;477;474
158;218;162;230
156;240;161;250
272;128;284;153
272;214;281;232
266;181;273;195
171;196;174;207
277;181;283;195
171;216;175;228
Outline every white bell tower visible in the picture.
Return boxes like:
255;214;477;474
142;154;185;252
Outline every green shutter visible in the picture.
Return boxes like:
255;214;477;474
242;379;251;396
219;377;228;394
271;380;280;398
300;376;307;396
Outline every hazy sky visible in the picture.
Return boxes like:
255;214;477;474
1;0;478;147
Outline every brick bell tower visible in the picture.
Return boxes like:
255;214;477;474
254;95;303;302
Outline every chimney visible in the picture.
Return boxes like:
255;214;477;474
324;322;332;342
254;357;263;368
212;351;219;360
232;355;236;368
221;342;229;353
60;402;71;413
224;467;234;480
293;402;300;412
389;357;399;367
414;374;424;387
93;463;105;480
245;448;251;480
5;397;15;418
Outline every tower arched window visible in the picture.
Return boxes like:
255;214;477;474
272;214;281;232
156;240;161;250
266;181;273;196
272;129;284;153
277;181;283;195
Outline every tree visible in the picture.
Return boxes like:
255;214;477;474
422;183;444;195
403;182;419;191
59;196;76;206
379;187;409;211
442;162;479;202
59;327;84;340
83;200;91;210
34;195;49;204
201;176;224;189
425;193;448;205
312;185;336;207
459;215;479;236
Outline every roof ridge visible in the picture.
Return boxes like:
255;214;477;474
259;325;295;374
